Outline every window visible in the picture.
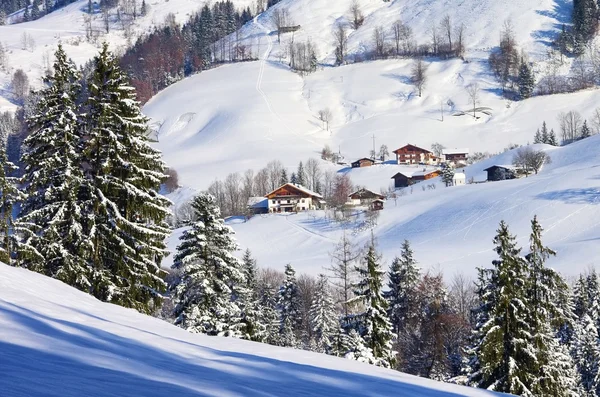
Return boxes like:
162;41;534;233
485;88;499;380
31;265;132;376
272;200;276;204
287;200;291;204
301;199;305;203
277;200;281;204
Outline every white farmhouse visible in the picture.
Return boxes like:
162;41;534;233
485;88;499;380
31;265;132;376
265;183;324;213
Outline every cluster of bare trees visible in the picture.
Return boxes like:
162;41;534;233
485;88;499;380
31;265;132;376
288;40;318;74
512;147;551;175
11;69;29;103
488;21;520;95
538;46;600;96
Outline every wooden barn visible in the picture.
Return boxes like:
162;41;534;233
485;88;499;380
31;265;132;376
370;199;384;211
265;183;324;213
484;165;517;182
351;158;376;168
393;144;439;165
391;169;440;188
348;188;385;206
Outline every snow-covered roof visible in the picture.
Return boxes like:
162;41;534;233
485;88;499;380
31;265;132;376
453;172;466;179
266;183;323;199
247;197;268;208
391;168;439;178
443;148;470;155
483;164;519;171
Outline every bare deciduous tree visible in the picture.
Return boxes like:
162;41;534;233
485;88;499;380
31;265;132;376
254;168;270;196
431;142;446;158
441;15;452;56
373;26;386;58
558;110;583;144
11;69;29;103
465;82;480;118
305;158;322;191
391;20;413;56
271;8;289;43
349;0;364;30
318;108;332;131
266;160;285;191
513;146;551;175
326;233;360;316
163;168;180;193
410;58;428;97
455;23;466;57
333;23;348;65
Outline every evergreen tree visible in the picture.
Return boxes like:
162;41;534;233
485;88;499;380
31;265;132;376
548;129;559;146
385;239;420;337
466;221;535;396
83;43;171;313
440;164;455;187
581;120;591;139
171;193;244;336
238;249;264;341
278;264;302;346
20;44;89;288
349;243;396;368
309;274;338;353
30;0;39;19
518;59;535;99
534;128;543;144
345;329;375;364
140;0;146;16
541;122;549;144
279;168;288;186
290;172;297;184
526;216;580;396
0;140;22;265
258;281;281;345
296;161;306;186
572;314;600;395
23;0;30;21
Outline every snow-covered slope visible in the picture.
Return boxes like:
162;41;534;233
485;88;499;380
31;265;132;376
0;263;507;396
225;136;600;278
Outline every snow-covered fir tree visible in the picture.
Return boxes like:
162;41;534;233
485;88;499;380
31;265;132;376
238;249;265;341
258;280;281;345
309;274;338;353
349;242;396;368
581;120;591;139
466;221;535;396
548;129;559;146
0;138;22;265
534;128;543;144
20;44;88;286
171;193;244;336
518;59;535;99
526;216;580;396
345;329;375;364
541;122;550;144
296;161;306;186
278;264;303;346
572;314;600;396
385;239;420;337
83;43;171;313
440;164;455;187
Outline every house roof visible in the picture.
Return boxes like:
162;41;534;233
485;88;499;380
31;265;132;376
348;188;385;199
393;144;432;154
352;157;376;163
247;197;268;208
372;199;385;203
390;169;439;179
483;165;518;172
265;183;324;199
442;148;470;155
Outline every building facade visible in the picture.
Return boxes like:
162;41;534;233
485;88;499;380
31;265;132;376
265;183;324;213
393;144;438;165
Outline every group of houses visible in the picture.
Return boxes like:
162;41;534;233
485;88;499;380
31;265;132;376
351;144;470;168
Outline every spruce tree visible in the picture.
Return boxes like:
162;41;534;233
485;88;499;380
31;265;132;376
20;44;89;288
349;243;396;368
548;129;559;146
466;221;535;395
526;216;580;396
385;239;420;337
290;172;297;184
83;43;171;313
0;140;23;265
572;314;600;395
279;169;288;186
309;274;338;353
541;122;549;144
171;193;244;336
440;164;455;187
239;249;264;341
296;161;306;186
518;59;535;99
278;264;302;346
534;129;543;144
258;281;281;345
581;120;591;139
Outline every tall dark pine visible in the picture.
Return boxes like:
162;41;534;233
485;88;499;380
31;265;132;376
0;140;22;265
466;221;535;395
278;264;302;347
21;44;88;287
84;43;171;313
171;193;244;336
350;243;396;368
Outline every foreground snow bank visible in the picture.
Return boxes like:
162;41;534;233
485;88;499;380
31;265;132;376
0;264;506;396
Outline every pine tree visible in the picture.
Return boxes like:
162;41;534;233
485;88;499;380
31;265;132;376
572;314;600;395
171;193;244;336
20;44;89;288
278;264;302;346
258;281;281;345
385;240;420;337
526;216;580;396
279;168;288;186
83;43;171;313
581;120;591;139
290;172;297;184
345;329;375;363
238;249;264;341
440;164;455;187
534;128;543;144
587;271;600;333
0;140;22;265
296;161;306;186
541;122;549;144
518;59;535;99
549;129;559;146
466;221;535;396
349;243;396;368
30;0;39;19
309;274;338;353
23;0;30;21
140;0;147;16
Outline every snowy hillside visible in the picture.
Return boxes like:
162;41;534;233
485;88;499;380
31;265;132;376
217;136;600;278
0;263;508;396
